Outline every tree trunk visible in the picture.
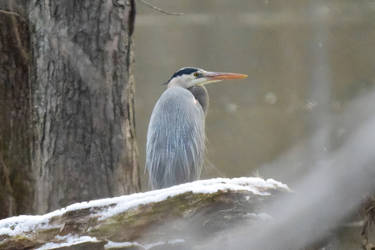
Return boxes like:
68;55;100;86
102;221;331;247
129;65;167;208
0;4;33;218
0;0;140;217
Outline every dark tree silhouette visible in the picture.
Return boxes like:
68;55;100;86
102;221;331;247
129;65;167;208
0;0;140;217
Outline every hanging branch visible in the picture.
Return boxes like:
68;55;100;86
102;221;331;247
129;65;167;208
137;0;184;16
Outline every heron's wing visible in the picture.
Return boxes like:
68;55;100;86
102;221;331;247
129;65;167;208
146;87;205;189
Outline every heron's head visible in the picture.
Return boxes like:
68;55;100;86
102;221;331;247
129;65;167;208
166;67;248;88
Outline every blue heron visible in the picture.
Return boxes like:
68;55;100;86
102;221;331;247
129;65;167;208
146;67;247;189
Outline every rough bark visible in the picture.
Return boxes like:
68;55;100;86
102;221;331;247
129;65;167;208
27;0;140;213
0;6;33;218
0;178;290;250
0;0;140;217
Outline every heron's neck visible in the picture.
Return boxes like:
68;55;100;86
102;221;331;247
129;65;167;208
188;85;209;115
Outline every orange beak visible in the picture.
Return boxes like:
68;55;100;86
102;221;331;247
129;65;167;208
204;71;248;81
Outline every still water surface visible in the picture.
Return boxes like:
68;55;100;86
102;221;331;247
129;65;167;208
134;0;375;187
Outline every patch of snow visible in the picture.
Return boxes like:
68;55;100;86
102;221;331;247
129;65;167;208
35;235;99;250
143;238;185;249
98;177;289;220
0;214;57;237
0;177;288;237
144;241;165;249
104;239;185;250
168;238;185;244
245;212;273;221
105;240;145;249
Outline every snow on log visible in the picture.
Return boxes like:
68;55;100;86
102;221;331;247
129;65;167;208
0;177;289;250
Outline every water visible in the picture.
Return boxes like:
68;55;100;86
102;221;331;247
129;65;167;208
134;0;375;188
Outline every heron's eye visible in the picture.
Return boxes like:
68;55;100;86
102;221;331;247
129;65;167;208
194;72;202;78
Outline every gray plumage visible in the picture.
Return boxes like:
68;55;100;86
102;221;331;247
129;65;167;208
188;85;209;114
145;67;247;189
146;86;206;189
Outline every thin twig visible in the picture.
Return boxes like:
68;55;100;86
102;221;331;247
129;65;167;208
137;0;184;16
0;9;19;17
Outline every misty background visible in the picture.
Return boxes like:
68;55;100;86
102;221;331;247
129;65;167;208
134;2;375;248
134;0;375;186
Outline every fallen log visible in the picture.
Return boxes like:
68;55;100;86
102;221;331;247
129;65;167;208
0;177;289;250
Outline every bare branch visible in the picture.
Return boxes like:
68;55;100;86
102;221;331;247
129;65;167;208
0;9;19;17
137;0;184;16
